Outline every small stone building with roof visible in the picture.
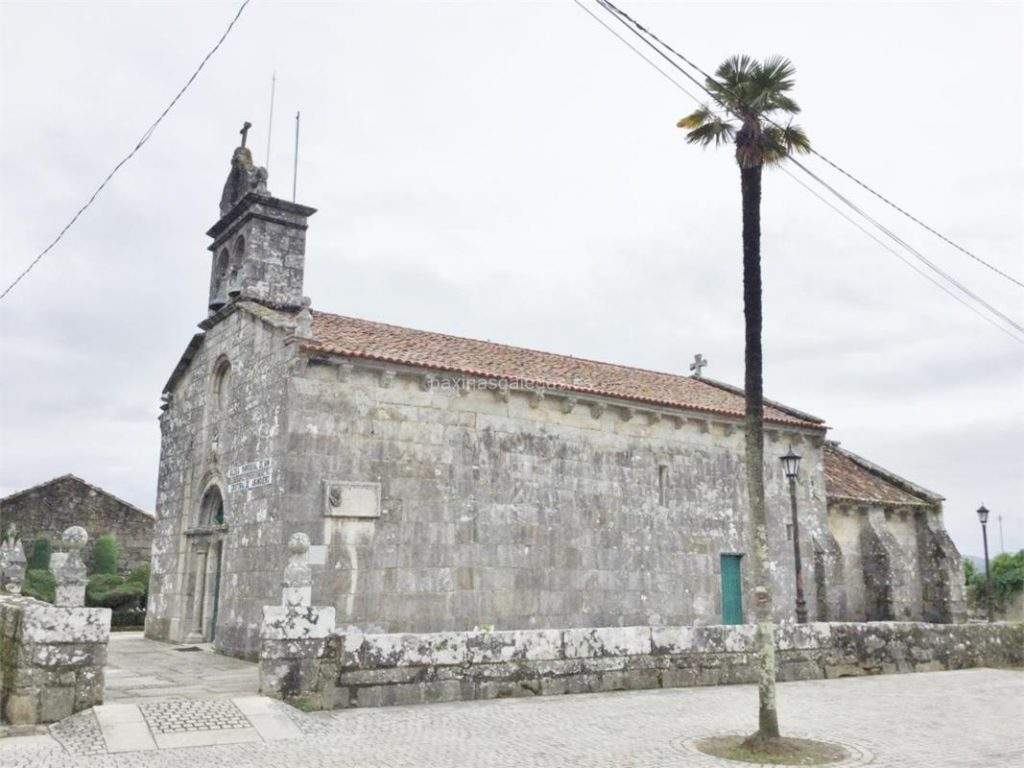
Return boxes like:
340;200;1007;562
0;474;154;571
145;136;964;659
824;443;964;623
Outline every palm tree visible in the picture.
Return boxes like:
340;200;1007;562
678;55;810;744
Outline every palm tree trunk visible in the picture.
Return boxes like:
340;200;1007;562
740;161;780;741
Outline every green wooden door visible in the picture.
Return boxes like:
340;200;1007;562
720;554;744;625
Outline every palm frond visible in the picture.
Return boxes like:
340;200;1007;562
676;105;714;129
762;123;811;165
755;56;796;92
765;93;800;115
714;54;756;87
684;118;737;148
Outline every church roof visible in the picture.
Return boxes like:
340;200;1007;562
824;444;939;507
302;310;826;429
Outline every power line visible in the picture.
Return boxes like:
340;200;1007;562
0;0;252;302
573;0;1024;343
788;155;1024;335
780;168;1024;344
570;0;703;104
595;0;1024;290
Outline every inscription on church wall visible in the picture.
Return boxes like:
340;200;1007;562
227;458;274;493
228;458;273;478
323;481;382;519
228;473;273;493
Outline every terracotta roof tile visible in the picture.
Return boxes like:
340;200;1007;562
302;310;825;429
824;445;929;506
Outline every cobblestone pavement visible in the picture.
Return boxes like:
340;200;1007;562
0;668;1020;767
102;633;258;704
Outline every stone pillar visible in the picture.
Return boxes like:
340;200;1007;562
54;527;89;608
282;532;313;608
1;538;26;595
812;532;845;621
258;533;337;709
916;509;967;624
859;508;903;621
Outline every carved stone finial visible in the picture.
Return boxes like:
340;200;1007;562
219;125;270;216
62;526;88;553
288;532;310;556
690;353;708;378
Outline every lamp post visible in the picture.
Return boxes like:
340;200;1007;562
977;504;993;622
780;447;807;623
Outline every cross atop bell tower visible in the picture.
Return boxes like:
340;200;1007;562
205;122;316;314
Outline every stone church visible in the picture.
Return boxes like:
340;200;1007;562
145;137;964;659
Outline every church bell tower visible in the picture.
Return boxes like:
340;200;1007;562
205;122;316;313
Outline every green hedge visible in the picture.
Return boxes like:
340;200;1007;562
27;538;52;571
22;569;56;603
91;534;120;576
86;573;146;611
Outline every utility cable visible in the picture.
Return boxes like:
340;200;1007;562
0;0;252;302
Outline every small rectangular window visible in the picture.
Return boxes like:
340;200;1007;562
658;465;668;506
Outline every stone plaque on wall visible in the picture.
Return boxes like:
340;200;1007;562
323;481;381;519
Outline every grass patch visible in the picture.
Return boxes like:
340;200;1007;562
288;696;317;712
696;735;848;765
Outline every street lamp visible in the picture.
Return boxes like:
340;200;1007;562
781;446;807;623
977;504;993;622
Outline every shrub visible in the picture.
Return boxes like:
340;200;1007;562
86;573;146;611
991;550;1024;607
27;538;52;571
91;534;120;575
965;549;1024;611
127;564;150;587
111;608;146;629
21;569;56;603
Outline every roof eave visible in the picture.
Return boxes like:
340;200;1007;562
299;343;827;430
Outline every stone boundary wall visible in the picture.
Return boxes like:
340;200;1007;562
0;595;111;724
260;620;1023;710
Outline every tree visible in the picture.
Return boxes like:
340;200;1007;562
678;55;810;744
91;534;120;575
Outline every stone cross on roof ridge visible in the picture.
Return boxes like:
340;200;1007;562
690;353;707;378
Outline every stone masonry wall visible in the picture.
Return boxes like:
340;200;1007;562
280;358;830;645
147;305;296;654
0;595;111;725
0;476;154;572
260;621;1023;710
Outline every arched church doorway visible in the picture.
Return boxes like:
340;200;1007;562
184;484;228;643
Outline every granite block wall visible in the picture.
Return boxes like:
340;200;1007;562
0;476;154;572
0;595;111;725
260;620;1023;710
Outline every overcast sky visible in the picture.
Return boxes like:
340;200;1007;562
1;1;1021;558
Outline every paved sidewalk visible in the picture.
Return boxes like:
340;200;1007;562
102;632;258;704
0;668;1020;767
